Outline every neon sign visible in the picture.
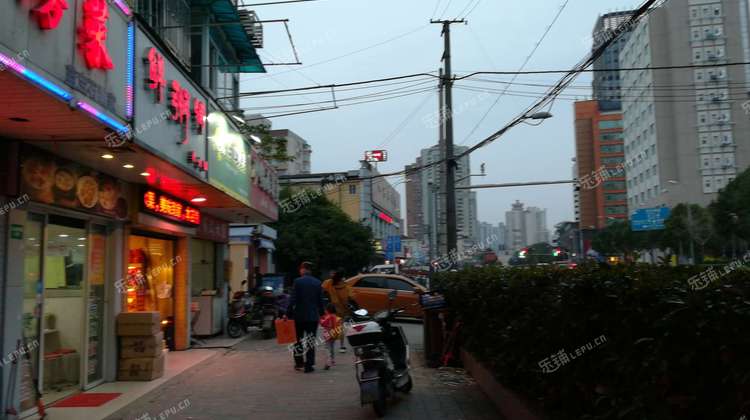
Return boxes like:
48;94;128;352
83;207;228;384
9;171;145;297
78;0;114;70
143;190;201;225
32;0;69;30
145;48;207;144
378;211;394;224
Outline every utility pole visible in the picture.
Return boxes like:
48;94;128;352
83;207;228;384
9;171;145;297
431;18;464;260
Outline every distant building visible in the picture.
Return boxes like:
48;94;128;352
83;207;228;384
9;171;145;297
406;144;477;258
591;11;636;112
504;201;550;249
268;129;312;176
574;100;628;231
279;161;402;261
478;222;504;250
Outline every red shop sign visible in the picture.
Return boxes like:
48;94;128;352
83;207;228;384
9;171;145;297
32;0;69;30
142;190;201;225
78;0;114;70
144;48;207;145
196;213;229;243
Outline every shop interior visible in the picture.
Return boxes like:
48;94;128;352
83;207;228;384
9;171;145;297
126;234;175;327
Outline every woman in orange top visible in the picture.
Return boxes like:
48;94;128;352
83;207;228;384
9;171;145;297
322;270;355;353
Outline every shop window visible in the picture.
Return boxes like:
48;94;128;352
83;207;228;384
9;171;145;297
127;235;176;323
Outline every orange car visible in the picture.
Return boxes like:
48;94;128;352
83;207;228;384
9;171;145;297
346;274;427;318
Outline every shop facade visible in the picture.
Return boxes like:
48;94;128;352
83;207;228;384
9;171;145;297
0;1;276;416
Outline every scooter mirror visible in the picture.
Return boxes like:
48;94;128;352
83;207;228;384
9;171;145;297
354;309;368;317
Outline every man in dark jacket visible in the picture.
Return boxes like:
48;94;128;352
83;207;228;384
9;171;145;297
287;261;324;372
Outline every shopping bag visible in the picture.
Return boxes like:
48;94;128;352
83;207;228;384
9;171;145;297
275;319;296;345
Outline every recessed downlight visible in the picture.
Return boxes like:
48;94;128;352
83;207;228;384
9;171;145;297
123;164;134;169
101;154;114;159
191;196;207;203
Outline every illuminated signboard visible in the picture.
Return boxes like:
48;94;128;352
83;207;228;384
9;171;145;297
142;190;201;225
365;150;388;162
378;211;394;224
78;0;114;70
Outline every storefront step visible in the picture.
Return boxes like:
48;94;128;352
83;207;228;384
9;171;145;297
30;349;220;420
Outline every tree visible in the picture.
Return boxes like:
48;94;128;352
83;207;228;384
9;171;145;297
272;188;375;278
241;123;293;163
662;203;714;263
712;167;750;242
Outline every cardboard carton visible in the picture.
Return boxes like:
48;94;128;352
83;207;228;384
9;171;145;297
117;352;165;381
117;311;161;336
120;332;164;358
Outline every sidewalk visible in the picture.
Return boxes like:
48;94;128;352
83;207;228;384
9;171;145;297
104;327;502;420
34;349;220;420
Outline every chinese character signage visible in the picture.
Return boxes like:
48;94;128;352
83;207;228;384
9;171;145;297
32;0;69;30
134;31;208;179
197;213;229;242
142;190;201;225
78;0;114;70
364;150;388;162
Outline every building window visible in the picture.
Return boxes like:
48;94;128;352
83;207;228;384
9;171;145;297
598;120;623;130
349;185;357;194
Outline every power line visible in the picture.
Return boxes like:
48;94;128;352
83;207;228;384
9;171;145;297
227;72;439;99
454;61;750;78
456;0;480;20
242;82;437;110
459;0;571;145
359;0;663;182
461;0;481;19
438;0;454;19
431;0;443;19
241;24;431;82
376;90;436;149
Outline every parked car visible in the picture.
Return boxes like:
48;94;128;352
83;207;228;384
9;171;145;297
346;274;427;318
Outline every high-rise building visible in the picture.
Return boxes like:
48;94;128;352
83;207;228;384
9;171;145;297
504;201;550;249
574;101;628;230
592;11;636;112
478;222;504;250
405;159;423;240
268;129;312;176
620;0;750;209
406;144;476;258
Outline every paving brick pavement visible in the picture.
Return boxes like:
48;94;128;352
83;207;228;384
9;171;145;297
106;329;502;420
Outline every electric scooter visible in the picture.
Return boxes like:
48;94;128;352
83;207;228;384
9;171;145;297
345;290;413;417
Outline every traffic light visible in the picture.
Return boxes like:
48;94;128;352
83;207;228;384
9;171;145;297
553;247;562;257
519;248;529;259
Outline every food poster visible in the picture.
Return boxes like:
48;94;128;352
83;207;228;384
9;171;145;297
20;146;130;220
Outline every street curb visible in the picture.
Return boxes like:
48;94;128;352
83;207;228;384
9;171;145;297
461;349;543;420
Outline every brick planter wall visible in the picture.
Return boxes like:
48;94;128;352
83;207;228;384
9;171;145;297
460;348;544;420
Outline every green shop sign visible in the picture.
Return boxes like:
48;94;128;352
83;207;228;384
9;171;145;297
207;112;250;205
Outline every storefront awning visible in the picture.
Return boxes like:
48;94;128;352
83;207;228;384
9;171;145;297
190;0;266;73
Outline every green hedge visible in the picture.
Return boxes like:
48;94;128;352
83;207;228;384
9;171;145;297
433;264;750;420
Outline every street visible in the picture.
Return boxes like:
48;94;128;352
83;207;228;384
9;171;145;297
105;323;501;420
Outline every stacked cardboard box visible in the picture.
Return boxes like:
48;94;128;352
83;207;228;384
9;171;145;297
116;312;165;381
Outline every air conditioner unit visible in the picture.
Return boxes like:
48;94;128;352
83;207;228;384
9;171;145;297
721;137;732;146
708;54;718;61
710;74;719;81
705;33;717;40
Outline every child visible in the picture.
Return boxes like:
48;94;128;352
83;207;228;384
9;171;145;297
320;303;341;370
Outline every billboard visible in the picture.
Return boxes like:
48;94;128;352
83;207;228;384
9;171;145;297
631;207;671;231
364;150;388;162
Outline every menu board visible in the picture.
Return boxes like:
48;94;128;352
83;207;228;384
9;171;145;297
20;146;129;220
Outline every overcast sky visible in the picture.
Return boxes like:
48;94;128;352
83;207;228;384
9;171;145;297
239;0;639;231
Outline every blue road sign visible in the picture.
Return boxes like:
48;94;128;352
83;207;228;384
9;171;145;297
386;235;401;252
631;207;671;231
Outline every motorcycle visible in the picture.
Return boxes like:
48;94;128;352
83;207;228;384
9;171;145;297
345;290;413;417
227;283;278;339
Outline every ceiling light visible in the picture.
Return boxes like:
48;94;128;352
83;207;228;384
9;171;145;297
140;172;151;177
78;237;86;241
123;164;134;169
58;234;69;238
191;196;207;203
101;154;114;159
77;244;85;247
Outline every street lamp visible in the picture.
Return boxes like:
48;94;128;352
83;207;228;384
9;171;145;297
521;111;554;126
666;180;695;265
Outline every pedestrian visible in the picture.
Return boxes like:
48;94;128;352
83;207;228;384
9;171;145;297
320;303;341;370
322;269;357;353
287;261;324;373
